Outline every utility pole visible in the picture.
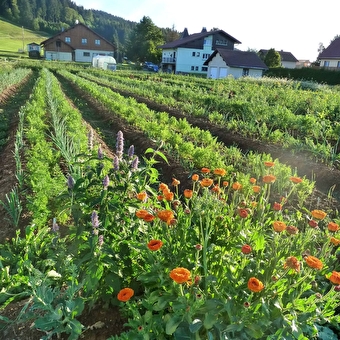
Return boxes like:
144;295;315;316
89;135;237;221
22;26;25;52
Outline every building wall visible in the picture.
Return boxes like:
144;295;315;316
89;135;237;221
319;59;340;68
175;47;212;74
281;61;297;69
207;53;263;79
45;51;72;61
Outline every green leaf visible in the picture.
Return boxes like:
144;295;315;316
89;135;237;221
166;314;183;335
203;312;218;329
189;319;202;333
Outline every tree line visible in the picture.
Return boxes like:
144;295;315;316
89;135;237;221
0;0;180;62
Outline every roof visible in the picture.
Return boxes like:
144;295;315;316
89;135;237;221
40;22;115;48
259;49;298;62
204;49;268;70
318;38;340;59
159;29;241;49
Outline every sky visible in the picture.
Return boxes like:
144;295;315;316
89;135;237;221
74;0;340;62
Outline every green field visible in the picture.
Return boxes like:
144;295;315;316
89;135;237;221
0;17;49;57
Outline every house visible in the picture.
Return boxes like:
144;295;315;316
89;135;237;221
204;49;268;79
40;21;115;62
318;38;340;69
258;49;298;68
158;28;241;75
296;60;311;68
27;42;41;59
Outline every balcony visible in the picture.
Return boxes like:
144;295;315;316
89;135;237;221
162;57;176;64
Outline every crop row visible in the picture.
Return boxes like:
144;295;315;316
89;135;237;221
78;69;340;165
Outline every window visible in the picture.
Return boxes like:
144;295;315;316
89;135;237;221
83;52;90;57
204;39;211;46
81;38;87;44
65;37;71;43
201;66;208;72
324;61;330;67
216;39;228;46
337;61;340;68
203;53;210;59
195;66;199;71
56;41;61;48
95;39;100;45
196;52;200;57
191;66;195;71
242;68;249;76
192;52;196;57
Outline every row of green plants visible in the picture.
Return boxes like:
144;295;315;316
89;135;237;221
58;69;316;207
78;68;340;166
0;67;31;93
0;66;339;339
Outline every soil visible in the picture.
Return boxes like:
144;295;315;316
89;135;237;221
0;72;340;340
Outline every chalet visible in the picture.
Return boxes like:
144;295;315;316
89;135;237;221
318;38;340;69
258;49;298;69
40;22;115;62
204;49;268;79
27;42;41;59
158;28;241;75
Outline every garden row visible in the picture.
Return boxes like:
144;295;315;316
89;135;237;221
77;68;340;166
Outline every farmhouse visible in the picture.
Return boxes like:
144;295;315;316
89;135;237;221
318;37;340;69
27;42;41;59
40;22;115;62
258;49;299;69
204;49;268;79
158;28;241;75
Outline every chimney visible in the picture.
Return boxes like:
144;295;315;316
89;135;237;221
201;27;207;33
181;28;189;38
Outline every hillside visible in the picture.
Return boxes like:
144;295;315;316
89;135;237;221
0;17;49;54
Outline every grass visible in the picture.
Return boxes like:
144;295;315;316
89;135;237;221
0;17;49;55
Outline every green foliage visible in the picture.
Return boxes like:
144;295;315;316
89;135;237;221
264;48;282;68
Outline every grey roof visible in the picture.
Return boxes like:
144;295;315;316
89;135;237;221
318;38;340;59
204;49;268;70
159;29;241;49
259;49;298;62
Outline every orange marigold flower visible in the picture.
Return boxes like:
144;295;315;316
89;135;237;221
330;237;340;246
172;178;180;186
183;189;193;199
159;183;169;191
157;195;164;201
264;161;275;167
157;210;175;224
328;222;339;232
136;191;148;201
305;255;323;270
249;177;257;184
192;174;199;181
201;167;210;174
232;182;242;190
273;221;286;232
263;174;276;184
252;185;261;193
241;244;252;254
213;168;226;176
290;176;303;184
164;191;174;201
211;184;221;193
284;256;300;272
147;239;163;251
169;267;191;284
250;201;258;208
200;178;214;187
117;288;134;302
286;225;299;235
222;181;229;187
273;202;282;211
135;209;149;219
247;277;264;293
311;209;327;220
328;271;340;285
143;213;155;222
239;208;248;218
